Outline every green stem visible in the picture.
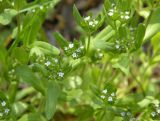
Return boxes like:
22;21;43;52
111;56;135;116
9;81;19;103
98;62;108;87
8;1;21;53
9;1;21;103
86;35;91;53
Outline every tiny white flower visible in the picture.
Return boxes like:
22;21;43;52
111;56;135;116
99;53;103;57
108;96;113;102
125;11;130;15
4;108;10;114
58;72;64;78
80;46;84;49
40;6;43;10
120;15;124;19
69;43;74;48
157;109;160;114
102;89;107;94
155;104;159;107
100;95;105;99
125;15;130;20
121;112;126;117
108;12;114;16
76;48;81;52
111;92;115;97
0;112;3;117
84;16;91;21
151;112;157;117
45;61;51;66
109;9;114;12
64;47;68;51
72;53;77;58
116;40;119;43
1;101;6;107
93;19;98;25
89;21;94;26
32;9;35;13
95;21;98;25
54;59;58;63
116;44;120;49
111;4;115;7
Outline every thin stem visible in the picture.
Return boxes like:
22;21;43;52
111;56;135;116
86;35;91;53
8;1;21;53
9;1;21;104
98;62;108;87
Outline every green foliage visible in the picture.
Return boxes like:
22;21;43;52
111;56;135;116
0;0;160;121
45;82;60;120
0;9;17;25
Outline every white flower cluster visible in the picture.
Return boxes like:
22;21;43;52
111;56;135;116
72;46;84;59
64;43;85;59
108;9;115;17
8;69;16;80
151;103;160;118
100;89;116;103
84;16;99;27
107;3;130;21
45;61;51;66
121;111;131;117
64;43;74;51
44;58;58;67
151;111;157;117
96;49;104;60
0;100;10;118
120;111;135;121
114;38;135;52
30;2;54;13
120;11;130;20
57;71;64;78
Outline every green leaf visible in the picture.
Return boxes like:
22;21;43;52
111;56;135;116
12;47;29;64
93;39;114;50
54;32;68;47
45;82;60;120
66;89;83;101
151;32;160;54
118;26;127;39
73;5;84;27
13;102;28;117
0;9;18;25
103;6;115;28
31;41;60;56
112;54;130;75
18;113;46;121
144;7;160;41
15;65;45;94
135;24;146;49
138;96;154;108
21;12;45;45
